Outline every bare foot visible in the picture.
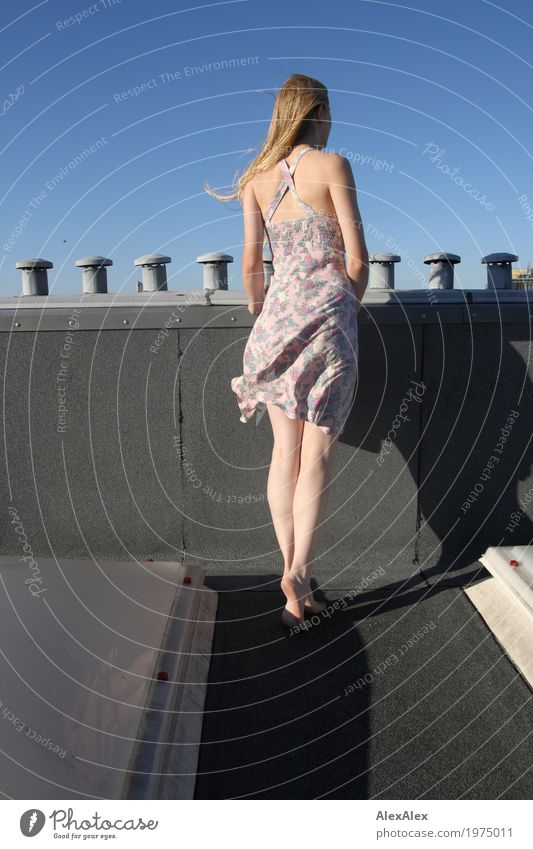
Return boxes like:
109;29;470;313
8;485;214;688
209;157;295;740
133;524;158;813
280;573;306;624
304;594;327;614
282;570;326;615
280;607;305;629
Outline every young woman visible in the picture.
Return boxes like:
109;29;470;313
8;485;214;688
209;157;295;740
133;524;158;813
206;73;368;629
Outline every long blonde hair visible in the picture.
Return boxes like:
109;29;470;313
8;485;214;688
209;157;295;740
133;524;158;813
204;73;329;205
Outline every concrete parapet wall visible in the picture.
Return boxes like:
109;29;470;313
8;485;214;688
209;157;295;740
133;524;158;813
1;300;532;588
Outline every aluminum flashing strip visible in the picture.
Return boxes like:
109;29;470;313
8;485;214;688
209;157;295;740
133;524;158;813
479;546;533;616
464;576;533;690
2;289;533;308
0;300;531;331
123;567;218;800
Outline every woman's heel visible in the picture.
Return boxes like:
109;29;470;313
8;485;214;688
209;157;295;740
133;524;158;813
280;607;304;629
280;573;306;628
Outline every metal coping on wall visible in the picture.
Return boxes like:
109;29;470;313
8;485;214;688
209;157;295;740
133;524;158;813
0;294;532;331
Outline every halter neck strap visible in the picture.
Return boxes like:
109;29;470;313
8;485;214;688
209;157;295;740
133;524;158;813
264;147;315;223
279;145;314;174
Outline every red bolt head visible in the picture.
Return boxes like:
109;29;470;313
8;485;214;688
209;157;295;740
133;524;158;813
183;576;192;584
157;670;168;681
510;559;519;568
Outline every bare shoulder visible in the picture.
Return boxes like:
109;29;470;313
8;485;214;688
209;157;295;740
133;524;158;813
249;165;274;204
317;150;354;182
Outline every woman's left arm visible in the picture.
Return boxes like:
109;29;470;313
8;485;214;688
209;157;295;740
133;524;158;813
241;180;265;316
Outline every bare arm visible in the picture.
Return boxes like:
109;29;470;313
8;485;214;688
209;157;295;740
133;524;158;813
241;179;265;316
327;154;369;312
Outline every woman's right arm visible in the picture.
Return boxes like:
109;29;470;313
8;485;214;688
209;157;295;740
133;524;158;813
327;154;369;312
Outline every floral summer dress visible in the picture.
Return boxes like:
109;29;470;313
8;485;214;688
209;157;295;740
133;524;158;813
231;145;358;437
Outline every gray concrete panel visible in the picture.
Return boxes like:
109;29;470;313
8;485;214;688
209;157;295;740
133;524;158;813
1;330;184;561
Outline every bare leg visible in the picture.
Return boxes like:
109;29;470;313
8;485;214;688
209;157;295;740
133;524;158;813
281;422;338;620
266;404;304;577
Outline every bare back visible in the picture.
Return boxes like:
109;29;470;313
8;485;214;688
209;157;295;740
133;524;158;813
252;147;338;224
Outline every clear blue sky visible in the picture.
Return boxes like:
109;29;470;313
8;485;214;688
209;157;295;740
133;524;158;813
1;0;532;293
